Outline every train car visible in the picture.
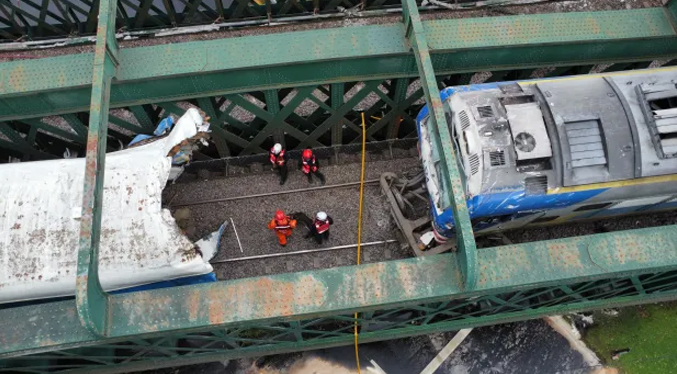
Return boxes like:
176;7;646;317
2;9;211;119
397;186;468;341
0;108;222;305
414;66;677;246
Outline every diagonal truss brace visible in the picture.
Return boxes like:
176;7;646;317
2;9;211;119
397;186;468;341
75;0;119;337
401;0;477;290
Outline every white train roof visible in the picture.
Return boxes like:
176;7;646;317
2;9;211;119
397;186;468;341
0;108;214;304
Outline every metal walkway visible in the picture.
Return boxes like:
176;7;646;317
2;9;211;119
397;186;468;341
2;1;677;372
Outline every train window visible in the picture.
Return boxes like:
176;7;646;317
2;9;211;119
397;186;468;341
445;110;454;129
573;202;614;212
531;215;559;223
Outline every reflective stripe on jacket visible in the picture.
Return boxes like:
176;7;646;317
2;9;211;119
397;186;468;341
302;156;318;174
270;148;286;165
314;219;330;234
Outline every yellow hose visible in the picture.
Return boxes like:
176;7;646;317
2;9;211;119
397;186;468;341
354;112;367;374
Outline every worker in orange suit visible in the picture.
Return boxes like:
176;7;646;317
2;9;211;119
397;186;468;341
268;210;297;246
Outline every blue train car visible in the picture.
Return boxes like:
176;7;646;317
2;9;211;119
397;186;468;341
416;67;677;244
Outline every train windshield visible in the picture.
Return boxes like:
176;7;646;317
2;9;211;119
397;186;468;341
419;116;452;212
433;115;453;210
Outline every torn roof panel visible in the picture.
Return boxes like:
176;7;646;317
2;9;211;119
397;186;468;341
0;108;213;304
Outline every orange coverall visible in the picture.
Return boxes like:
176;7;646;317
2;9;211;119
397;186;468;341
268;216;297;246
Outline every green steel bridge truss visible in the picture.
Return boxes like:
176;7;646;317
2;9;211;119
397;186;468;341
3;1;677;372
0;0;412;41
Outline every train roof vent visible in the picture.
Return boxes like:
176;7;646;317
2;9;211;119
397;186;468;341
525;176;548;195
637;83;677;158
653;109;677;155
499;83;524;94
565;120;607;168
477;105;494;118
469;153;480;175
489;150;506;167
459;110;471;131
505;102;552;161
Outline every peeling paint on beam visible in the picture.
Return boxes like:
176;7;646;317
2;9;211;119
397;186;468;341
3;224;677;358
401;0;477;289
75;0;119;337
2;8;677;120
93;224;677;337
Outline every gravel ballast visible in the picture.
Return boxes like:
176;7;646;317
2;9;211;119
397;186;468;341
167;152;677;282
167;157;421;280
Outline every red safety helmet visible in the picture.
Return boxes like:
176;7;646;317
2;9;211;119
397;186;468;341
275;210;286;221
302;149;313;159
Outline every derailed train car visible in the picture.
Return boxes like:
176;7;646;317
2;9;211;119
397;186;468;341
0;108;224;305
398;66;677;251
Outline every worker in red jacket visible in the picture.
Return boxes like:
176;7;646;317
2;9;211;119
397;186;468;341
269;143;287;185
308;211;333;244
268;210;297;246
300;148;326;185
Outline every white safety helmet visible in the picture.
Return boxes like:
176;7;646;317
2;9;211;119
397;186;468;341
316;211;327;221
272;143;282;154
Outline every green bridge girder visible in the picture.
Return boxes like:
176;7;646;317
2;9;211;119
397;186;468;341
2;5;677;160
0;0;414;41
3;6;677;120
2;1;677;373
3;226;677;373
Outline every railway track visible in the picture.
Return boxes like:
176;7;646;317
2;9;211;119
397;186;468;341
170;179;382;208
163;141;677;282
164;155;421;281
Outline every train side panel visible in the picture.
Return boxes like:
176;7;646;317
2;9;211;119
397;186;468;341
416;67;677;240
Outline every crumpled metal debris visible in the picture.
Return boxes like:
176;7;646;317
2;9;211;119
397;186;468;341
194;220;229;261
127;110;212;168
154;117;174;136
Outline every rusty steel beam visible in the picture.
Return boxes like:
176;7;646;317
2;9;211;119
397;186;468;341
75;0;118;336
3;224;677;359
3;7;677;121
401;0;477;289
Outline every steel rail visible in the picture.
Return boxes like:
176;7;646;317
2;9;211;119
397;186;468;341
170;179;381;207
210;240;398;263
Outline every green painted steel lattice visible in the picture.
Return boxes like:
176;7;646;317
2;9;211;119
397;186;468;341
4;8;677;121
0;0;409;41
0;78;427;160
0;65;669;162
2;244;677;372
